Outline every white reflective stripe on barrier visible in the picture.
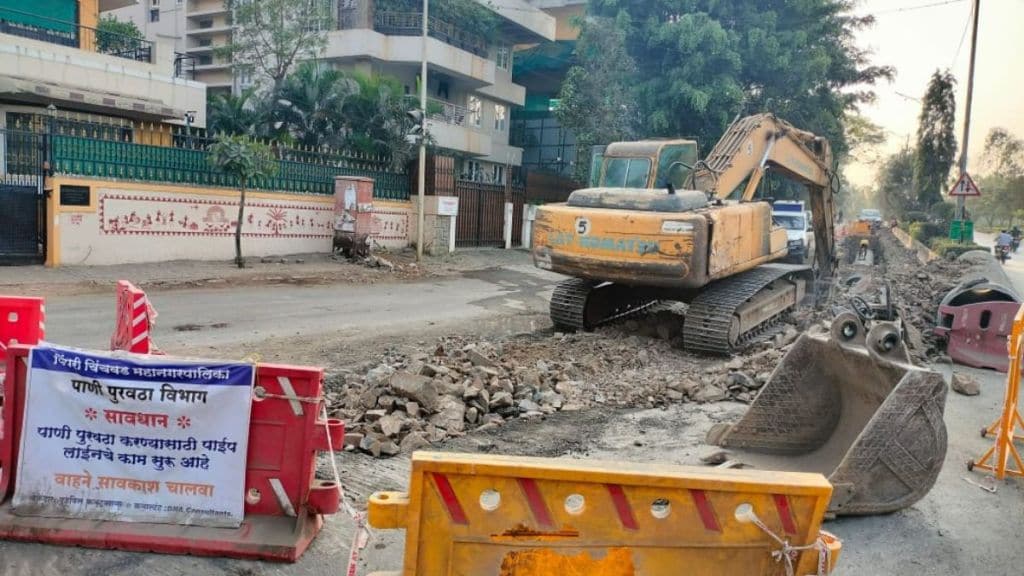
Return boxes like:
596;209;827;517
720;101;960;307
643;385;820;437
276;376;304;416
269;477;297;517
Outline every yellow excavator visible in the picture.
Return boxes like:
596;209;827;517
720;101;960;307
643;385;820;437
533;113;837;354
532;114;949;518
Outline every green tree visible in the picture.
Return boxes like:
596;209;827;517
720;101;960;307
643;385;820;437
207;90;267;137
845;114;886;166
877;147;915;219
556;13;639;182
913;70;957;209
342;73;419;169
96;15;144;55
276;62;360;148
208;135;279;267
220;0;333;94
970;128;1024;227
567;0;892;159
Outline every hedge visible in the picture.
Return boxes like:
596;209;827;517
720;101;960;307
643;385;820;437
929;238;987;259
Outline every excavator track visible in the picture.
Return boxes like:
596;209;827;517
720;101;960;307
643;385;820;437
683;264;808;355
550;279;657;332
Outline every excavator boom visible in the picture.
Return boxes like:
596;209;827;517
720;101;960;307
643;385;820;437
692;113;837;275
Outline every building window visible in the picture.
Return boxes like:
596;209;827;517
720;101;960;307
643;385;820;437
492;164;505;185
495;46;512;71
468;96;482;128
150;9;160;22
463;160;483;181
494;104;506;132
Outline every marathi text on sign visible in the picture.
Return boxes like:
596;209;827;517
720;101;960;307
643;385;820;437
12;345;254;528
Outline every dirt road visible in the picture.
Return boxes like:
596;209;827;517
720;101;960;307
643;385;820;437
2;244;1024;575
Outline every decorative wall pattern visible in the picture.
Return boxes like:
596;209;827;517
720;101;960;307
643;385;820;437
371;208;411;242
98;193;334;239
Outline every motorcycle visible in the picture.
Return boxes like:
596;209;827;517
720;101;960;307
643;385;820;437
1013;237;1021;253
998;244;1011;265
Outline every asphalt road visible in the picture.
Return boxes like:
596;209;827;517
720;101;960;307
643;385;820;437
976;231;1024;289
41;264;563;352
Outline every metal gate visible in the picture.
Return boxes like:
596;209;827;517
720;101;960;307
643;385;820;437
0;129;45;265
454;181;506;247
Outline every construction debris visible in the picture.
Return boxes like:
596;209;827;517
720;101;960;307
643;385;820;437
952;372;981;396
325;329;795;457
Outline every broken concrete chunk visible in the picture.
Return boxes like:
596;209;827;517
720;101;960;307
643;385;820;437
951;372;980;396
389;373;439;412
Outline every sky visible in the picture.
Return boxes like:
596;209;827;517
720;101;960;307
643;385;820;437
845;0;1023;188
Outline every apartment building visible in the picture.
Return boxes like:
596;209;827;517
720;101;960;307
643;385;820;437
328;0;553;181
181;0;233;95
512;0;585;179
107;0;188;55
0;0;206;263
0;0;206;133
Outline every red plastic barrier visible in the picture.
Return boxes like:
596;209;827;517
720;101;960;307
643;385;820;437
110;281;157;354
935;301;1022;372
0;344;344;562
0;296;44;380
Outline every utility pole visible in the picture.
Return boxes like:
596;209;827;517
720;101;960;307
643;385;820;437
416;0;428;261
957;0;981;225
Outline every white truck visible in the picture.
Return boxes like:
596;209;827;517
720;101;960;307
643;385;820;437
772;201;815;264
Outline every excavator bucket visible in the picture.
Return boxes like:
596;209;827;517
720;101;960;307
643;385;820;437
708;326;947;516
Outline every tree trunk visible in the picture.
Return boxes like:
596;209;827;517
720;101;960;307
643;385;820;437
235;180;247;268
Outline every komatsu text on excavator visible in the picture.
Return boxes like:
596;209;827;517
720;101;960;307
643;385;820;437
533;114;838;354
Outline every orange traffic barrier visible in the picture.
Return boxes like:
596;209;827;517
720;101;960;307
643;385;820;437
368;452;841;575
970;304;1024;480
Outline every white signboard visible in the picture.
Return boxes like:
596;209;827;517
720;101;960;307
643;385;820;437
437;196;459;217
12;345;254;528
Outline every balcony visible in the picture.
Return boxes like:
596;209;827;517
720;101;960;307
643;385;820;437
373;11;488;58
0;7;154;63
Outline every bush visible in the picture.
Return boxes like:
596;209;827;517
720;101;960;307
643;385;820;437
929;201;956;223
904;211;930;223
930;238;985;259
909;221;945;244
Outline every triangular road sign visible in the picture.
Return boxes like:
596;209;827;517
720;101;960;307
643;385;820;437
948;172;981;197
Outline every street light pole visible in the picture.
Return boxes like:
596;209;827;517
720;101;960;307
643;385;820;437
416;0;428;261
957;0;981;224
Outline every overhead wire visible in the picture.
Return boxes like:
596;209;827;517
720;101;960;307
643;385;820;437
950;0;974;68
873;0;968;15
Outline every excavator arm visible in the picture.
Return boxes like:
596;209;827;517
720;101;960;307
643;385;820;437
691;114;837;275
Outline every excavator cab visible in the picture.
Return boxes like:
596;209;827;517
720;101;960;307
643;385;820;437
591;140;699;190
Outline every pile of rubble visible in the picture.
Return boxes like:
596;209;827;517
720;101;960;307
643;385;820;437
876;231;969;358
325;326;800;458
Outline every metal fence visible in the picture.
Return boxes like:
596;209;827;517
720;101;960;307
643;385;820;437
0;7;154;63
0;128;45;263
49;134;411;200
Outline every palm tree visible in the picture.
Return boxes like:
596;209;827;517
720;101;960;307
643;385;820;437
343;72;418;168
276;62;359;149
207;90;264;137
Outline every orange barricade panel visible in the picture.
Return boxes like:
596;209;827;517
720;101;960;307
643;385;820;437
0;345;344;562
370;452;840;576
